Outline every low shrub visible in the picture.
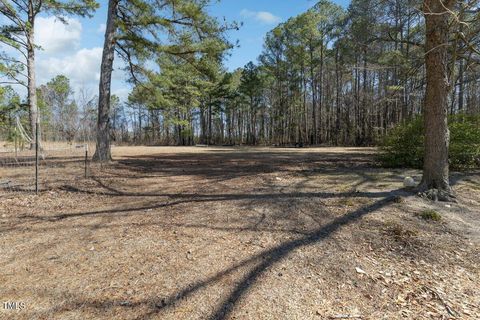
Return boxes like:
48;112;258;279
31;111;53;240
379;114;480;170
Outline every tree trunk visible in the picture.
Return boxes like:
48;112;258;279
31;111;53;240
309;40;317;145
419;0;456;200
207;103;212;145
199;105;206;144
335;46;341;145
318;41;324;144
27;8;38;150
93;0;118;162
362;48;368;145
458;57;464;111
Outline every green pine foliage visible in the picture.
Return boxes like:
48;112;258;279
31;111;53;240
0;86;23;141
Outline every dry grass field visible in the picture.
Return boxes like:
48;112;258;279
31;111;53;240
1;146;479;319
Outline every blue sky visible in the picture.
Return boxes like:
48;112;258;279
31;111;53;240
16;0;350;101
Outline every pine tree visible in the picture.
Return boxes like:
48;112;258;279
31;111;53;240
418;0;457;201
0;0;98;148
93;0;234;161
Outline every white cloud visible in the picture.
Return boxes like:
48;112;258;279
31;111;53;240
9;16;131;101
240;9;281;24
37;47;103;86
36;17;82;53
36;47;130;100
97;23;106;34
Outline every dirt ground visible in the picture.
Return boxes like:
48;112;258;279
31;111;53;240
1;146;479;320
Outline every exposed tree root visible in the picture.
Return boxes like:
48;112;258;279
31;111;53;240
417;188;457;203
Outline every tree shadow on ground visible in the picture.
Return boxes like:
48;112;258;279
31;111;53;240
205;196;395;320
4;148;477;318
35;193;397;319
109;150;377;181
2;185;409;237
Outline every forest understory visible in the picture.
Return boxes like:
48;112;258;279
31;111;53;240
1;146;479;319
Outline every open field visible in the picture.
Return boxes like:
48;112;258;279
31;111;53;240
1;146;479;319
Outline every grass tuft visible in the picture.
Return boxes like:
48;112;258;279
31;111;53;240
418;209;442;221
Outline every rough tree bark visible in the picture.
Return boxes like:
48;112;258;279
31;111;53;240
419;0;457;201
27;3;38;150
93;0;118;162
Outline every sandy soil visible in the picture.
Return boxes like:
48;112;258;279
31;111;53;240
1;146;479;319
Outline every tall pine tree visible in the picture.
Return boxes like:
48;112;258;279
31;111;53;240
0;0;97;148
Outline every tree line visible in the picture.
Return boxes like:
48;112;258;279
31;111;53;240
1;0;480;198
127;0;479;149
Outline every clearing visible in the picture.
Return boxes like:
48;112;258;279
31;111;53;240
1;146;479;319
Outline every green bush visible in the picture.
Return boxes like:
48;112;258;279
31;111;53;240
449;114;480;169
379;116;424;169
379;114;480;170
